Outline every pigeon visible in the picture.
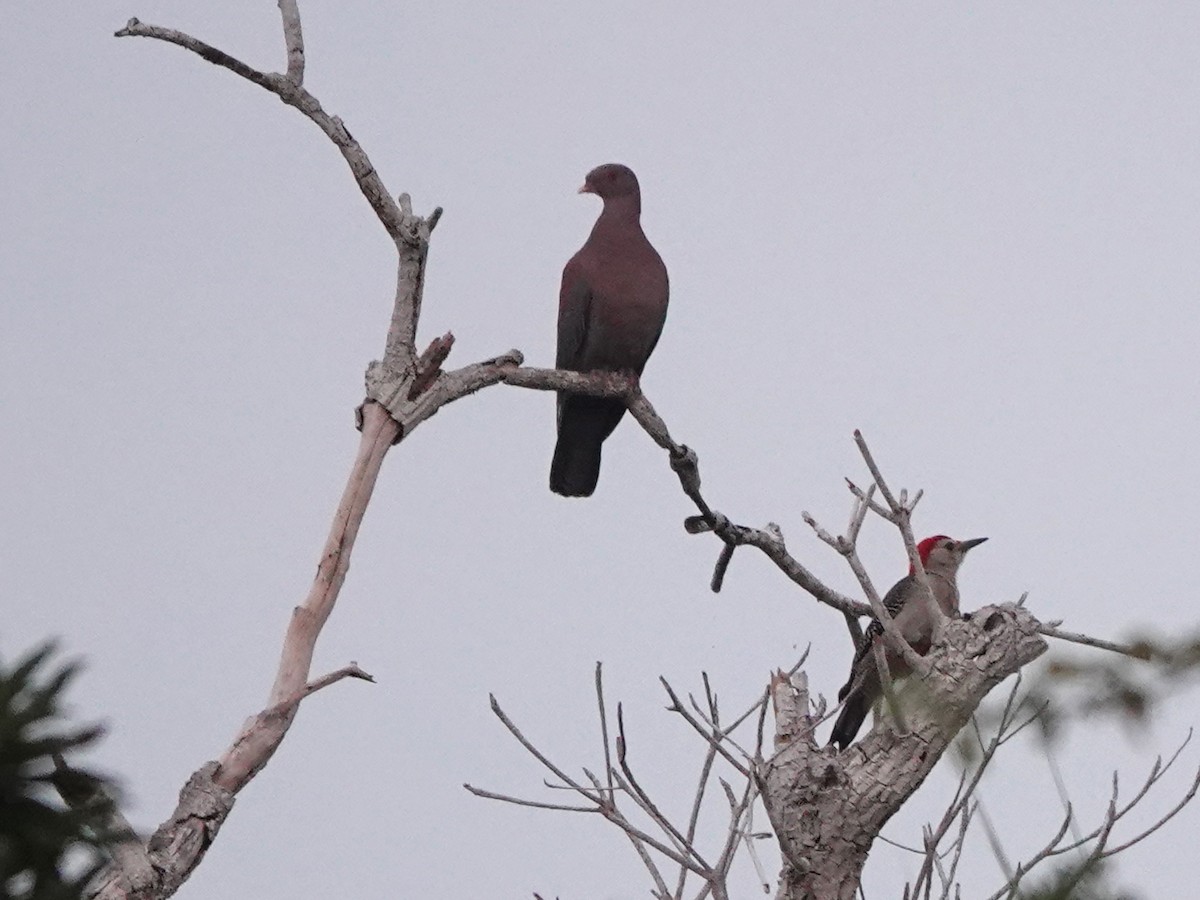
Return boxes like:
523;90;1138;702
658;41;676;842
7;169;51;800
550;163;669;497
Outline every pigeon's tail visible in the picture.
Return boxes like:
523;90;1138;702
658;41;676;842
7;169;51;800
550;396;627;497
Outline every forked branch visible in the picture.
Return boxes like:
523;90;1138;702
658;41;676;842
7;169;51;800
467;666;768;900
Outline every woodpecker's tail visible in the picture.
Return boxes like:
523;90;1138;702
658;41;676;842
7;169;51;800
829;690;871;751
550;396;626;497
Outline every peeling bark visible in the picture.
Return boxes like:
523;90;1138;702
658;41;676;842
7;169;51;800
762;604;1048;899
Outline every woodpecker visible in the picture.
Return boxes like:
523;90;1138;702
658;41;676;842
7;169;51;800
828;535;987;750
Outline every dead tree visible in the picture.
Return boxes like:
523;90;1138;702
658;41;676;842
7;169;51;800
469;450;1192;898
71;4;1197;899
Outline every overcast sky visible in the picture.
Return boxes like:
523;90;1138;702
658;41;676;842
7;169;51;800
4;3;1199;897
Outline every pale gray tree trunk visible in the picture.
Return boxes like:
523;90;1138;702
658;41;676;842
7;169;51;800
763;605;1047;898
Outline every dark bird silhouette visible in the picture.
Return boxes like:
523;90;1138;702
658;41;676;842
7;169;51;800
550;163;669;497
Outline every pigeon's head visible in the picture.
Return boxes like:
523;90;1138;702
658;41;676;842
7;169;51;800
579;163;641;201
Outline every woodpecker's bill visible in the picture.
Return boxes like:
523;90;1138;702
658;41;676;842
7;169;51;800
828;535;987;751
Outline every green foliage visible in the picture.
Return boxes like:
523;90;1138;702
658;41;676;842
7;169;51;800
1005;632;1200;742
0;643;119;900
1021;859;1138;900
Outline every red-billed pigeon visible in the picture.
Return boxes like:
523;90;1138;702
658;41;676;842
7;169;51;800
550;164;670;497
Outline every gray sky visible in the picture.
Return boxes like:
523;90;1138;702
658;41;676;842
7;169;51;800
4;2;1199;897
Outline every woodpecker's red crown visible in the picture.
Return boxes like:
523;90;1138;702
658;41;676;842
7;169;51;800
910;535;951;573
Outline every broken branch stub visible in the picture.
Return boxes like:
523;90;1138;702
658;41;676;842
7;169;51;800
762;605;1047;900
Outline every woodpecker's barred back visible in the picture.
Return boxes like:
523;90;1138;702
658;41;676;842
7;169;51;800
838;577;912;703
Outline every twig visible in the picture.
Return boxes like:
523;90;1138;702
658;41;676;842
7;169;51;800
1030;730;1200;868
461;785;596;814
940;803;974;900
406;333;455;400
877;833;926;855
710;775;759;895
675;742;718;899
852;429;901;515
843;534;930;678
486;695;599;803
1036;623;1149;659
805;478;931;677
595;663;615;796
616;705;711;868
258;663;375;721
852;430;943;639
845;478;893;522
977;798;1022;896
739;783;772;894
498;369;870;616
802;491;873;646
978;739;1198;900
1099;762;1200;857
276;0;305;83
115;18;410;246
912;677;1027;898
661;680;750;776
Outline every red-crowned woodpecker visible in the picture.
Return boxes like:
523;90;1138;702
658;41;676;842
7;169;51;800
829;535;987;750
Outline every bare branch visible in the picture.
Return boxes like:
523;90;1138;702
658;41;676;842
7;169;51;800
661;680;750;777
486;694;599;803
675;742;718;899
846;483;874;545
616;705;712;869
497;368;870;616
853;430;944;640
1099;761;1200;857
1036;623;1150;659
276;0;305;83
976;798;1021;892
878;833;926;855
807;478;932;676
709;775;760;894
115;19;409;245
941;802;975;900
462;784;597;814
852;429;901;515
801;511;841;551
258;663;375;721
980;729;1200;900
595;663;615;797
116;15;443;382
845;478;893;521
406;333;456;401
980;799;1075;900
912;677;1029;898
1046;729;1193;858
581;766;673;898
212;404;396;794
828;515;930;679
87;763;236;900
